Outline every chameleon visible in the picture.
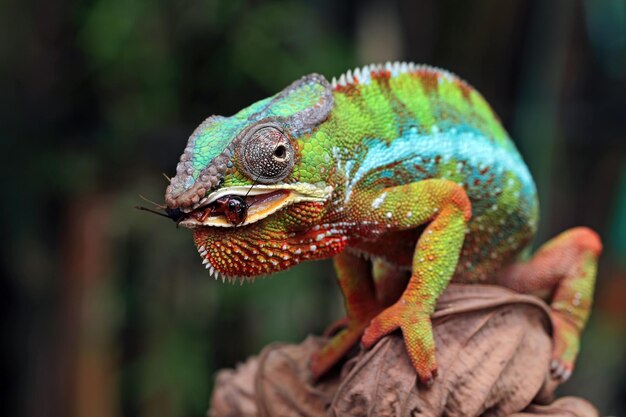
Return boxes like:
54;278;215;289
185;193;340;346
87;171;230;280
162;62;602;385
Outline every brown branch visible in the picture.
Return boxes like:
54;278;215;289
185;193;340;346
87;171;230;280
209;284;598;417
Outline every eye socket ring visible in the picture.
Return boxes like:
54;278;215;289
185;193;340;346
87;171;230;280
236;123;295;184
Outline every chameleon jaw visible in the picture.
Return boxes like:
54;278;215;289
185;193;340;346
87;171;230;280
178;183;333;228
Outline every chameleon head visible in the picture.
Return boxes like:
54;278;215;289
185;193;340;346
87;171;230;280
164;74;345;281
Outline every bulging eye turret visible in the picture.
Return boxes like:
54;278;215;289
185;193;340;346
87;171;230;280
237;123;295;183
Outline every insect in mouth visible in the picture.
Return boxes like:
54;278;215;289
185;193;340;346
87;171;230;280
138;171;261;226
188;174;260;226
191;195;249;226
136;194;251;227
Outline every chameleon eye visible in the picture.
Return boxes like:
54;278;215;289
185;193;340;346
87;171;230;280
237;124;295;183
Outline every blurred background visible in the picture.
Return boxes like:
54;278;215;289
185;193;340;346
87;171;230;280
2;0;625;416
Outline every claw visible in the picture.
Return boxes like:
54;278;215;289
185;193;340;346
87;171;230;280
422;369;437;387
550;359;559;372
563;369;572;382
562;368;572;381
550;358;573;382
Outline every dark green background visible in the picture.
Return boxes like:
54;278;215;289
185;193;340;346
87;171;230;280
2;0;625;416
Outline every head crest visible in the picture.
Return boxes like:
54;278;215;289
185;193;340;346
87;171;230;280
165;73;333;209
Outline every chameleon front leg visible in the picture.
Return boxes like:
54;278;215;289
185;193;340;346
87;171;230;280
361;179;472;385
498;227;602;381
311;256;410;377
310;251;381;378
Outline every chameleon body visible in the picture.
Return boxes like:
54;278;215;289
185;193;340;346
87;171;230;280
164;62;601;384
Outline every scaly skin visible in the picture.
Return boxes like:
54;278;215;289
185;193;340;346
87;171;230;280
164;62;601;385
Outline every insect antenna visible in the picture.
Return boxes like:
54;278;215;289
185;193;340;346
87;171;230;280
135;194;184;226
242;175;260;207
162;173;171;182
135;205;173;219
139;194;167;209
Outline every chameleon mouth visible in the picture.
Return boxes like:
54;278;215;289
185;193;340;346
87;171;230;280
178;183;333;228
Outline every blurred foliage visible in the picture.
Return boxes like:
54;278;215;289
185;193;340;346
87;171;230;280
1;1;625;417
584;0;626;79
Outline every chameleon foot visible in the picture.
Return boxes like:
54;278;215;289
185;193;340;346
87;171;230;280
322;316;350;337
549;311;580;381
310;321;368;378
362;300;438;385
